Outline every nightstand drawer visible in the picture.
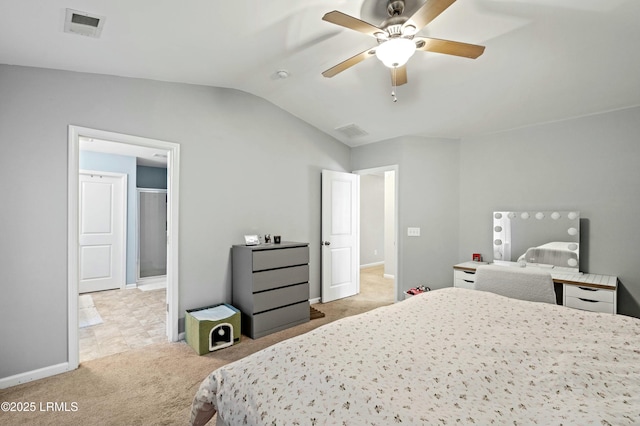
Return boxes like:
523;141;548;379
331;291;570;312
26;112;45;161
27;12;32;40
454;278;475;290
565;296;614;314
454;269;476;282
565;285;614;303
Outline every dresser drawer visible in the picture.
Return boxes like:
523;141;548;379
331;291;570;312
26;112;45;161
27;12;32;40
454;269;476;282
564;285;614;303
565;296;614;314
454;269;476;289
253;283;309;314
454;279;475;290
252;301;310;338
253;246;309;271
252;264;309;292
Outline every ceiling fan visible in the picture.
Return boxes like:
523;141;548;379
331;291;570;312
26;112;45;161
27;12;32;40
321;0;485;89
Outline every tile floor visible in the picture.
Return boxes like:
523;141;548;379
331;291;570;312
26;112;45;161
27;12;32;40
79;287;166;362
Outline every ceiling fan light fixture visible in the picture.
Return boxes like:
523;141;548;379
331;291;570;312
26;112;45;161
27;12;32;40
402;24;417;35
375;37;416;68
374;31;388;40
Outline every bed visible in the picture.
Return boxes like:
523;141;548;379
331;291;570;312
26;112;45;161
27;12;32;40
190;287;640;425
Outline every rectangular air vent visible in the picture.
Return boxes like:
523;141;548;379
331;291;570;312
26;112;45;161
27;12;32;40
64;9;105;38
335;123;369;139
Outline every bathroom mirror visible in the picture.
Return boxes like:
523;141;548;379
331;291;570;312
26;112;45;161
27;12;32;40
493;211;580;271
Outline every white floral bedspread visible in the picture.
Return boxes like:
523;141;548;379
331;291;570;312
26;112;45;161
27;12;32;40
191;287;640;425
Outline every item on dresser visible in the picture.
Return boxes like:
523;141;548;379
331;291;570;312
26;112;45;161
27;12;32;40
243;234;260;246
190;288;640;426
232;242;310;338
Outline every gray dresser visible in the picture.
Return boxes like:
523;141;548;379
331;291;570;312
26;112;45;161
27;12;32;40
232;242;310;339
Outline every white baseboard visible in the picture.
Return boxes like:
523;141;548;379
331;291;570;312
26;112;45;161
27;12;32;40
383;274;395;279
0;362;71;389
309;297;320;305
360;261;384;269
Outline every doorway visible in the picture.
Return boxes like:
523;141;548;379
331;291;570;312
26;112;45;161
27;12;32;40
355;166;398;302
137;188;168;288
68;125;180;370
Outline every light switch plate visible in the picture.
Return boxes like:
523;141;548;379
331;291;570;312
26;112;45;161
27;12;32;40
407;227;421;237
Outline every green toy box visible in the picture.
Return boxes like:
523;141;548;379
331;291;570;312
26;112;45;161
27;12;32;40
185;304;241;355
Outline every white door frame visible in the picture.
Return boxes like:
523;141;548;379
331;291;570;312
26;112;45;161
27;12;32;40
79;170;127;293
68;125;180;370
354;165;400;302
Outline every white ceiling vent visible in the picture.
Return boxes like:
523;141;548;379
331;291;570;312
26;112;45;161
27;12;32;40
64;9;105;38
335;123;369;139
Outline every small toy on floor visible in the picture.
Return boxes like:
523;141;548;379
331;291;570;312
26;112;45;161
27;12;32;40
406;285;430;295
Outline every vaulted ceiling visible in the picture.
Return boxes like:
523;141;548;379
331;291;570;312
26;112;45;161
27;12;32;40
1;0;639;147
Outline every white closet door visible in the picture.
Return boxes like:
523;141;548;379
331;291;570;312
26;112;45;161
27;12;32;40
79;172;126;293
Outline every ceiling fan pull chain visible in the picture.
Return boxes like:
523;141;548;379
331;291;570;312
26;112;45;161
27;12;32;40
391;67;398;102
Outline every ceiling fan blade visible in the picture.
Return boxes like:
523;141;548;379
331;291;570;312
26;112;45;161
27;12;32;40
404;0;457;32
415;37;485;59
322;10;382;37
322;47;377;78
391;66;408;86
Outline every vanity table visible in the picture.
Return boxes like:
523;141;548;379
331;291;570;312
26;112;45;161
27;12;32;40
453;261;618;314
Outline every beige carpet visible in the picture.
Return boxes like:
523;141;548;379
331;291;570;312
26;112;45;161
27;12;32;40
0;266;393;426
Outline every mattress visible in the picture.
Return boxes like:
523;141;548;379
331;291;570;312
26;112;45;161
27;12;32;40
191;287;640;425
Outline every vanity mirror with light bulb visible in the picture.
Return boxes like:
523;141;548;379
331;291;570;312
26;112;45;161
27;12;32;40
454;211;618;314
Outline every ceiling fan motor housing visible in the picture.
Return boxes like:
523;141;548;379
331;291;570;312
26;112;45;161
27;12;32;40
387;0;406;17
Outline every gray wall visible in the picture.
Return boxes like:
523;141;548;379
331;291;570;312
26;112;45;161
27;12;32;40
352;107;640;318
352;136;461;299
458;106;640;317
360;174;385;266
0;64;349;379
2;62;639;382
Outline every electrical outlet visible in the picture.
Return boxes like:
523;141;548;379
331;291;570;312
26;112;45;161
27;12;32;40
407;227;421;237
374;249;378;255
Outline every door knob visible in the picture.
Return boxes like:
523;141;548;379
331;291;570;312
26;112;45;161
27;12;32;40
322;241;331;246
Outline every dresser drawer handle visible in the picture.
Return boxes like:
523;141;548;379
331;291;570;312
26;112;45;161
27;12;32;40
578;286;597;292
464;279;474;283
463;271;475;275
578;298;598;303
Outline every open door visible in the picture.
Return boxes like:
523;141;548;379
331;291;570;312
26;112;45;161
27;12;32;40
78;171;126;294
321;170;360;302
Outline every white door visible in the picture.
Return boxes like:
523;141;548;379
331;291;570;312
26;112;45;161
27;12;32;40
321;170;360;302
79;171;126;294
